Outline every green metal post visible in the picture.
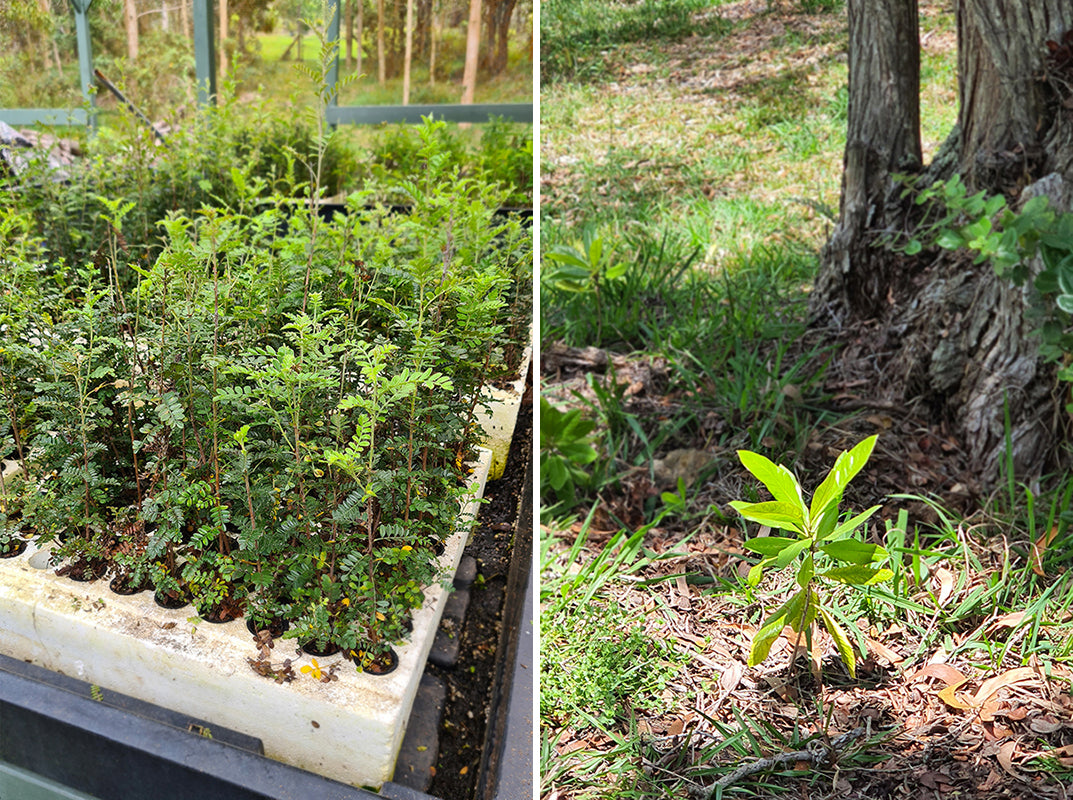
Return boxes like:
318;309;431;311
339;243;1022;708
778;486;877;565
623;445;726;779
192;0;217;105
70;0;95;124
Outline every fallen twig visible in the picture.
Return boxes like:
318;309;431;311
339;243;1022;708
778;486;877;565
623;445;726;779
687;726;866;799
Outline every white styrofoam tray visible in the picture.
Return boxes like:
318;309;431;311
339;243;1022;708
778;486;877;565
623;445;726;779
0;448;491;789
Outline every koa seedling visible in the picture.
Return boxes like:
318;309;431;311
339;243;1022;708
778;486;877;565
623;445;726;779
730;435;891;677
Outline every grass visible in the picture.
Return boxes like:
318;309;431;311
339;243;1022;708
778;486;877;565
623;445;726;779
540;0;1073;797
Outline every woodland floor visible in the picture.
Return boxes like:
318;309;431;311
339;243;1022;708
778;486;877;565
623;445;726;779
540;1;1073;798
542;342;1073;800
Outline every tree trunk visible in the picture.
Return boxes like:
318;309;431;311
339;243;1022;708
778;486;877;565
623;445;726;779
219;0;229;76
355;0;364;79
460;0;481;104
124;0;140;60
480;0;516;75
402;0;414;104
345;0;354;69
428;1;437;86
377;0;386;85
812;0;1073;485
812;0;921;320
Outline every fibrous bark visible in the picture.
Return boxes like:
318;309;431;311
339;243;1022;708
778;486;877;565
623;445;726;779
812;0;1073;485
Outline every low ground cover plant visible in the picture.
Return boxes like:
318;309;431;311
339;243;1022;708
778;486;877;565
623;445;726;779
0;116;532;668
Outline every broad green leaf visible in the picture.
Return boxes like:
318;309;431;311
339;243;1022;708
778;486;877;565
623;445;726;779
904;239;922;255
820;606;856;678
936;229;964;250
749;590;804;666
728;500;805;534
820;565;894;586
775;538;812;569
742;536;798;556
819;538;888;565
983;194;1007;218
814;503;840;541
827;505;882;541
796;553;814;588
808;435;877;521
737;450;806;516
747;563;764;587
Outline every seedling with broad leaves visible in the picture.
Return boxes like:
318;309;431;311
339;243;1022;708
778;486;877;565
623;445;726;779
730;435;892;677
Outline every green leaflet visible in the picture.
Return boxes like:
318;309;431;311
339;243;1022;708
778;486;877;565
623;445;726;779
728;500;805;534
819;538;888;565
737;450;806;518
749;589;804;667
820;565;894;586
741;536;798;556
808;435;877;522
820;606;856;678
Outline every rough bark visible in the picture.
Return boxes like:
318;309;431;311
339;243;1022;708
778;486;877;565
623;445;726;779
812;0;1073;485
811;0;921;322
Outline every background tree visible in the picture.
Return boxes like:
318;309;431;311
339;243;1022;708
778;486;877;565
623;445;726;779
479;0;514;75
460;0;479;103
813;0;1073;485
124;0;140;59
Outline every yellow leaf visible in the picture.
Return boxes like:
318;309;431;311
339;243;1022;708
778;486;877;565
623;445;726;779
938;679;973;710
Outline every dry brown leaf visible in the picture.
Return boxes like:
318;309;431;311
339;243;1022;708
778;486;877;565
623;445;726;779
978;768;1003;792
1047;744;1073;767
1029;716;1065;734
987;611;1027;633
972;667;1037;705
674;575;692;611
995;740;1019;777
1030;525;1060;577
718;661;745;694
866;637;905;666
667;718;685;736
909;663;967;686
933;566;955;606
983;720;1014;740
1006;706;1029;721
979;699;1003;723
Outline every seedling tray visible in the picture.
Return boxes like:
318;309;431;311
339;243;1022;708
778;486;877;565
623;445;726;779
0;449;491;789
477;340;531;480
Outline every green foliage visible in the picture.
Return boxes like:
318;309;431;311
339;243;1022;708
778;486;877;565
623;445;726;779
892;174;1073;403
731;436;889;677
542;230;627;347
540;601;689;727
1;114;531;659
540;398;599;512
